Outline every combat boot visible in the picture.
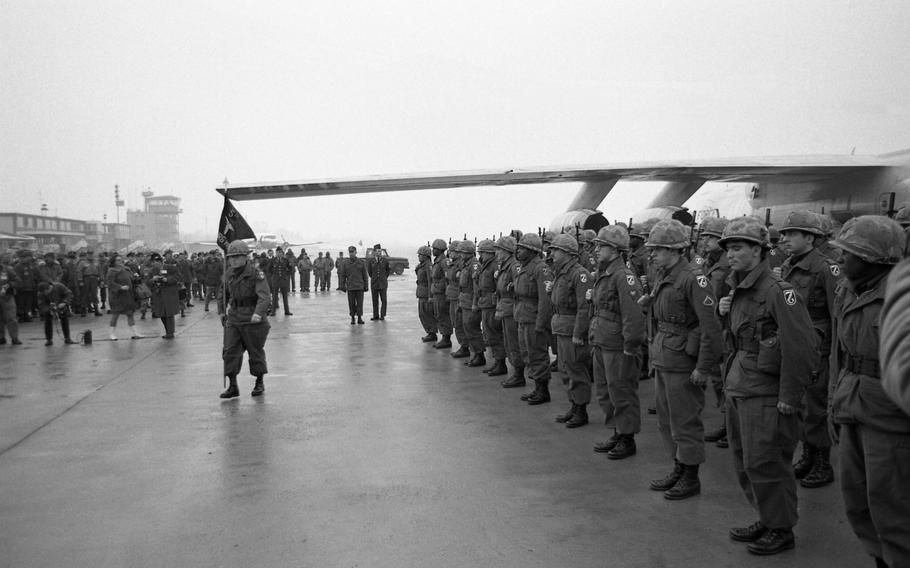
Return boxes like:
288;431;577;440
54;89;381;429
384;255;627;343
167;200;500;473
704;424;727;442
555;404;576;423
664;464;700;500
520;381;540;401
451;345;470;359
501;367;526;388
565;404;588;428
486;359;508;377
800;447;834;488
593;431;620;453
251;376;265;397
467;352;486;368
433;335;452;349
746;528;795;556
607;434;636;460
527;383;550;405
793;443;815;479
220;376;239;399
650;460;684;491
421;332;437;343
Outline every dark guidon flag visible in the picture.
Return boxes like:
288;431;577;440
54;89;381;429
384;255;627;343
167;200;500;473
217;196;256;251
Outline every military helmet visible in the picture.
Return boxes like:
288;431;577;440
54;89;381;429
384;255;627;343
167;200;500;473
698;217;728;238
417;245;432;257
629;223;647;239
645;219;690;249
494;235;517;253
592;225;630;251
477;239;496;253
542;230;556;245
432;238;447;251
769;227;781;244
548;233;579;254
893;206;910;227
448;240;462;253
460;240;476;254
226;240;251;257
818;214;835;237
517;233;543;253
718;216;770;248
831;215;904;264
780;210;824;236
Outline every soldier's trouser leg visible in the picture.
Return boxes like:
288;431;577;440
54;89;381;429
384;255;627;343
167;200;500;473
518;322;551;384
44;314;53;340
280;285;289;313
482;309;505;360
463;308;484;352
418;298;436;333
0;296;19;340
60;315;70;340
839;423;910;567
223;324;245;376
378;288;387;318
290;272;295;291
162;316;175;335
603;348;641;434
450;301;466;346
324;273;332;290
592;346;615;425
301;271;310;291
352;290;364;316
556;335;591;405
727;396;799;530
501;315;523;371
434;294;451;335
371;288;381;318
801;355;831;448
240;320;270;376
654;368;705;465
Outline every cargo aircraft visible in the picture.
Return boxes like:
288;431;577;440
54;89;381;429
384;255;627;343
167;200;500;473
215;149;910;232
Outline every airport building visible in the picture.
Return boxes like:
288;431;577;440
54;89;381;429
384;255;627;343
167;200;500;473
126;191;182;248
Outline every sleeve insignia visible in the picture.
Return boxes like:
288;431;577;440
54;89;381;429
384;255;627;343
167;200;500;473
473;262;479;271
257;271;266;280
783;289;797;306
703;296;715;306
493;270;499;278
696;275;708;288
580;273;587;283
626;274;636;286
770;249;778;256
695;257;704;265
830;264;841;277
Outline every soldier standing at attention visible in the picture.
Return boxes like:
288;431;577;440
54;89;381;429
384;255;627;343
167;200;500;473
717;216;818;556
285;248;297;293
446;241;469;358
829;216;910;568
644;219;723;500
514;233;554;405
297;250;313;293
270;246;293;316
588;226;645;459
368;244;391;320
458;240;485;367
779;211;841;489
323;252;335;292
335;252;345;290
475;239;506;376
495;236;525;388
415;245;437;343
547;234;593;428
338;246;369;324
221;240;272;399
429;239;452;349
313;252;325;292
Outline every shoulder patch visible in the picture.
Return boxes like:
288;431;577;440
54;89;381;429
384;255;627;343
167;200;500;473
580;273;587;283
829;264;840;277
257;270;266;281
626;274;636;286
696;275;708;288
695;257;704;265
703;296;715;306
783;289;797;306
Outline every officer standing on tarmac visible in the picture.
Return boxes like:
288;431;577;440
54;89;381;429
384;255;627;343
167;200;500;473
547;234;593;428
368;244;390;321
270;246;293;316
828;216;910;568
429;239;452;348
514;233;554;405
495;236;526;388
475;239;507;376
695;217;733;449
588;226;645;459
717;216;818;556
446;241;469;358
221;240;272;399
643;219;724;500
779;210;841;489
415;245;437;342
338;246;369;324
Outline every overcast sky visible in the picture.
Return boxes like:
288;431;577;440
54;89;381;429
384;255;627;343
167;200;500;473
3;1;910;251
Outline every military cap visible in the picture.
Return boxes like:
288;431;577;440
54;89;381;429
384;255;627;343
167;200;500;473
718;216;770;248
373;243;381;250
548;233;579;254
431;238;447;251
592;225;630;251
149;252;163;261
698;217;728;238
417;245;432;257
494;235;517;253
780;210;824;236
645;219;690;249
831;215;904;265
477;239;496;254
517;233;543;253
347;245;356;252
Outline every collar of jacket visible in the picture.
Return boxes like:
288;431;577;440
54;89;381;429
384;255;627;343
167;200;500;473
727;259;771;292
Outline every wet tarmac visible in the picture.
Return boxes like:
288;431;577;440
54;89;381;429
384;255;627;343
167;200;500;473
0;276;866;567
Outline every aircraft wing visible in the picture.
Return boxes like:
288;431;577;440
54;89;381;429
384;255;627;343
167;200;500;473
217;154;893;201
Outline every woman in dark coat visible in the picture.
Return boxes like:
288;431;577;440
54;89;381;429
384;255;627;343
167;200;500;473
105;254;141;340
146;250;181;339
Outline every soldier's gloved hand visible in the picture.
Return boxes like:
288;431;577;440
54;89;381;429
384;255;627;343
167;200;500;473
250;313;262;324
544;280;553;293
689;369;708;387
57;303;67;310
639;275;648;288
776;401;796;415
585;288;592;301
718;295;732;316
772;267;782;279
637;294;652;307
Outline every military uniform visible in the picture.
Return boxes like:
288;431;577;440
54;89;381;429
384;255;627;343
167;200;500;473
446;252;468;355
415;248;436;340
323;254;334;291
514;236;554;404
148;258;181;338
430;245;452;347
270;253;292;315
297;253;313;292
0;264;22;344
474;247;504;373
338;253;369;321
494;240;524;386
881;258;910;414
368;249;391;320
223;261;271;393
458;248;484;363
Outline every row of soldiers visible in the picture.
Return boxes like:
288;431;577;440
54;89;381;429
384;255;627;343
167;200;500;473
413;210;909;564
